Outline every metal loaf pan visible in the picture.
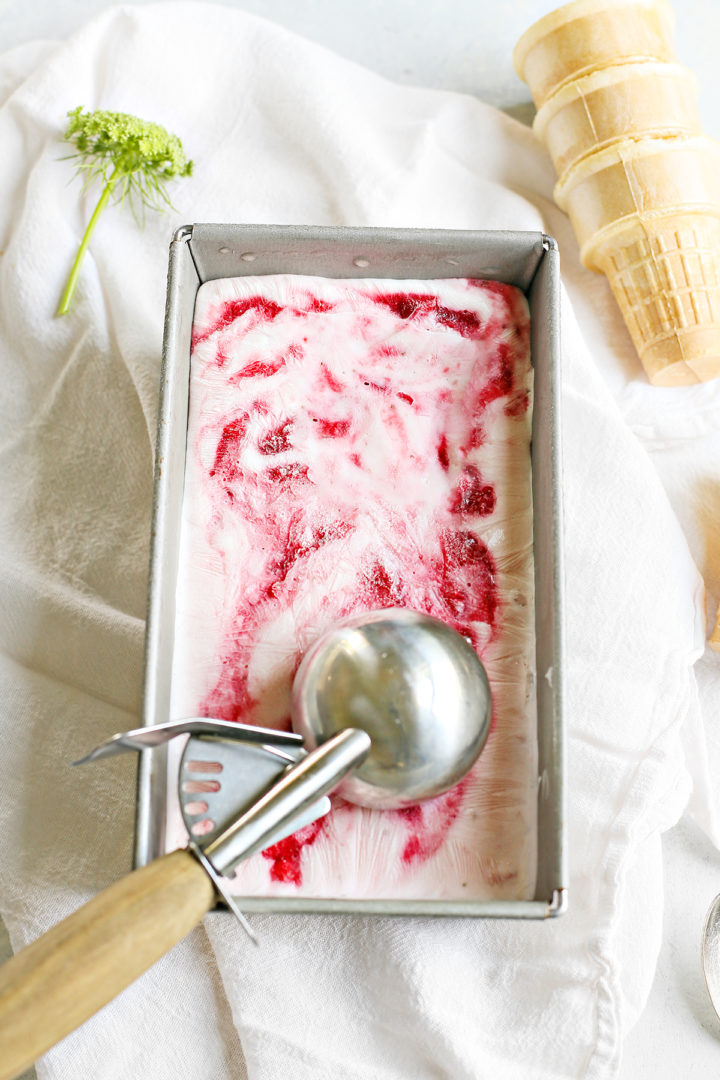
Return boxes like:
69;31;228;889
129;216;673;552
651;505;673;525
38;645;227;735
136;223;566;919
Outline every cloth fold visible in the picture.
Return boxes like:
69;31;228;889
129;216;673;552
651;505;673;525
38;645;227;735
0;4;715;1078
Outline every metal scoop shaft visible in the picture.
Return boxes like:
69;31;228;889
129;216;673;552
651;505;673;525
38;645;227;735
203;727;371;875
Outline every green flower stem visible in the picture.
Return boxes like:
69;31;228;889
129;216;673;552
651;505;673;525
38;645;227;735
56;172;119;316
56;108;192;315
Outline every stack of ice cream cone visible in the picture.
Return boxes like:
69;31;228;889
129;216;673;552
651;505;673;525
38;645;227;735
514;0;720;386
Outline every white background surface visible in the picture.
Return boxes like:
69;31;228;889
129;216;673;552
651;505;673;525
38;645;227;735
1;1;720;1078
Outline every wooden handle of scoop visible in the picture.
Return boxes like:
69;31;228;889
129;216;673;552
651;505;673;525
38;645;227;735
0;849;215;1080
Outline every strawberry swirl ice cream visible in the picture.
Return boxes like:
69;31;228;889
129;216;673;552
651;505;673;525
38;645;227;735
170;273;537;900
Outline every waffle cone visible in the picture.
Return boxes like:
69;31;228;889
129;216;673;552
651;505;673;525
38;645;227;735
534;61;700;178
592;212;720;385
513;0;675;108
554;136;720;262
711;602;720;654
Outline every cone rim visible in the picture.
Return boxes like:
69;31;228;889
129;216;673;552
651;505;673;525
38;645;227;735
554;133;720;205
513;0;675;78
533;60;698;140
582;206;720;267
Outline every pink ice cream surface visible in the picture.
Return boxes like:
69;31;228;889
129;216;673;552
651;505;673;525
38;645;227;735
171;274;537;901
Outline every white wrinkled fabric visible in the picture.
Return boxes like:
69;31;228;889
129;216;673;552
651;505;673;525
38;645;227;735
0;5;714;1078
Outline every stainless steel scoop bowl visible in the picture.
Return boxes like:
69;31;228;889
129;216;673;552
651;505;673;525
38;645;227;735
292;608;493;810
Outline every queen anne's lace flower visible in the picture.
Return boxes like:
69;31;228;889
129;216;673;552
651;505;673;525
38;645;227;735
57;107;193;315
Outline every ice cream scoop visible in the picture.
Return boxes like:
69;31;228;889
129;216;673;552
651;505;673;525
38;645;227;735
0;726;372;1080
292;608;493;810
702;893;720;1021
0;611;493;1080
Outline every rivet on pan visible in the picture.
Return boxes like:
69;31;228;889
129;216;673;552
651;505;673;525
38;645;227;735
353;257;369;268
240;252;256;262
219;246;231;254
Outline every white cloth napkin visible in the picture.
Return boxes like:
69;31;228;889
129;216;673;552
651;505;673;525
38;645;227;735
0;4;715;1078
